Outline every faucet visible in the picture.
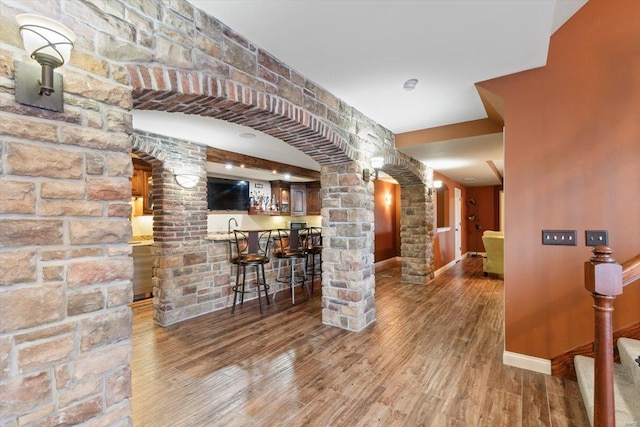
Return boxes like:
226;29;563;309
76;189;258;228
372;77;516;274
228;217;238;234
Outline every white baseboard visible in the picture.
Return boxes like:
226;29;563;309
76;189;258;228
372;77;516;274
434;258;457;277
503;351;551;375
434;253;469;277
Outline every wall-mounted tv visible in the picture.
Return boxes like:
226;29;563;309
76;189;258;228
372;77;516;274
207;177;250;211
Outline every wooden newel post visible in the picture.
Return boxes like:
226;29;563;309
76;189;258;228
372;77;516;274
584;245;623;427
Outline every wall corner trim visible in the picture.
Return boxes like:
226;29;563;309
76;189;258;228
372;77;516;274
503;351;552;375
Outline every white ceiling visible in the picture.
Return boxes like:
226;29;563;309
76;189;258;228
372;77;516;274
135;0;587;185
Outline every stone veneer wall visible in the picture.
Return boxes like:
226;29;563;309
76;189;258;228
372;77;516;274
0;0;434;424
0;0;135;422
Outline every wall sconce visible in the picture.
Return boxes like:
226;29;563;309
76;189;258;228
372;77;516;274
363;156;384;182
174;170;200;189
15;14;75;112
428;180;443;197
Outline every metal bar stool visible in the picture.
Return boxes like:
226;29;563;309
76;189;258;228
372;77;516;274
274;228;309;303
302;226;322;292
232;229;272;314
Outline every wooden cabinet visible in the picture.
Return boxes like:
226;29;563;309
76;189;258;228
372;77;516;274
291;184;307;216
250;180;322;217
270;180;290;215
131;167;145;197
306;181;321;215
132;159;153;216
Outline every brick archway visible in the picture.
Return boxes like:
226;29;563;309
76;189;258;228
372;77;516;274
126;64;386;329
127;66;353;167
128;64;436;290
374;151;436;284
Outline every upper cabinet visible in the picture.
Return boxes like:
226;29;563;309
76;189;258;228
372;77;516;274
131;167;145;197
306;181;321;215
290;184;307;216
270;180;290;215
131;159;152;216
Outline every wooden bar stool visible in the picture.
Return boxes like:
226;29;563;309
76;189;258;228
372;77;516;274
232;229;272;314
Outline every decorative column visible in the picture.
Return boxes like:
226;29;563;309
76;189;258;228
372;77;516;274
400;184;434;284
133;133;210;326
321;162;376;331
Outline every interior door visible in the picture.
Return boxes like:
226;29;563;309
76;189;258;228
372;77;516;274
455;187;462;261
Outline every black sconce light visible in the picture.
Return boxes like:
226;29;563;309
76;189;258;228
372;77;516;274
363;156;384;182
15;14;75;112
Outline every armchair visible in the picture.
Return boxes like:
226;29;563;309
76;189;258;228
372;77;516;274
482;231;504;276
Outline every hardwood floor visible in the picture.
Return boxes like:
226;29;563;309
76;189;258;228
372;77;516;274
130;257;590;426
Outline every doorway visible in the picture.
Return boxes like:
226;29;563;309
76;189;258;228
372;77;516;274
454;187;462;261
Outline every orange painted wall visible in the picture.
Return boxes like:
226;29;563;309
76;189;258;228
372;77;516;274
477;0;640;359
433;172;468;270
374;180;401;262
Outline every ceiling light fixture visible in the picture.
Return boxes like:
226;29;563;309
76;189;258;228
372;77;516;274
239;132;256;139
403;78;418;91
15;14;75;112
224;164;233;169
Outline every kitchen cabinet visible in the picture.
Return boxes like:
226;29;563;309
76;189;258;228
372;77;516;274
291;184;307;216
131;167;145;197
306;181;321;215
248;180;322;217
270;180;290;215
132;159;153;215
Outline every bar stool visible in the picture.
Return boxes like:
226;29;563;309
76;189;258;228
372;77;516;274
232;229;272;314
302;226;322;291
274;228;309;303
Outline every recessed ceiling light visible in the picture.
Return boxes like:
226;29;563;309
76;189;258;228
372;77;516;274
239;132;256;139
403;78;418;91
284;174;291;180
463;177;476;182
224;164;233;169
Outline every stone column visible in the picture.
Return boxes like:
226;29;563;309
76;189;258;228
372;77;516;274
134;133;210;326
401;184;435;284
321;162;376;331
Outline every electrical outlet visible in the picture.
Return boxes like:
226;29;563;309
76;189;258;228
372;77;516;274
585;230;608;246
542;230;577;246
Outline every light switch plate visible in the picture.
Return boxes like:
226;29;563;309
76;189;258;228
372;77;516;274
585;230;608;246
542;230;577;246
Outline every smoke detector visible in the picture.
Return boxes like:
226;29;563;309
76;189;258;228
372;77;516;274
403;78;418;91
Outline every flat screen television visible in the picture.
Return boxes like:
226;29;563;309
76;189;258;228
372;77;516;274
206;177;250;211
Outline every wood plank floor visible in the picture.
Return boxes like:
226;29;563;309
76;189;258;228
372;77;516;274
130;257;590;426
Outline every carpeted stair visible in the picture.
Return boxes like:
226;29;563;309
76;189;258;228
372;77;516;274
575;338;640;426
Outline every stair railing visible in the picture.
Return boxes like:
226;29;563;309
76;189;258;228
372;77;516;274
584;245;640;427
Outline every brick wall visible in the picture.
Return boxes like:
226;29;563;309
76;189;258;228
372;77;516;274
0;0;434;424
